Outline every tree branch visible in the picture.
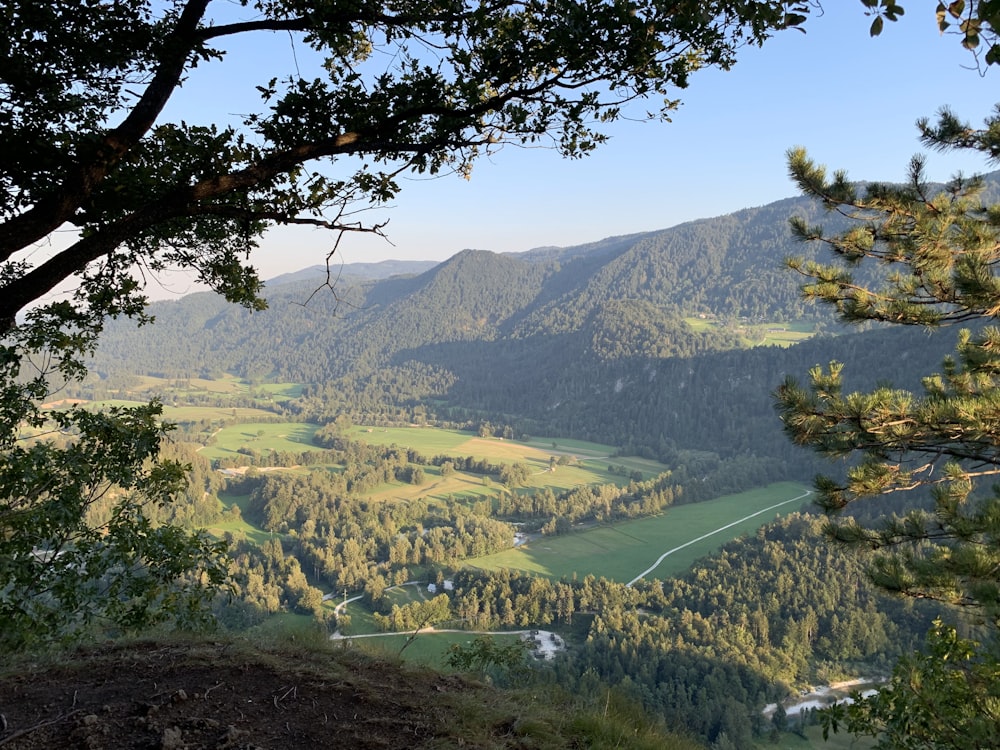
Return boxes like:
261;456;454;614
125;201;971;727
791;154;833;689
0;0;212;261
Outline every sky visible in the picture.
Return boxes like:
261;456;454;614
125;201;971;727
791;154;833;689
160;2;997;285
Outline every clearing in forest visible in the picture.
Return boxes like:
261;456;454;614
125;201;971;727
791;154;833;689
466;482;811;582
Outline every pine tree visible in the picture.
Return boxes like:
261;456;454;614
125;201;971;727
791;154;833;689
776;101;1000;746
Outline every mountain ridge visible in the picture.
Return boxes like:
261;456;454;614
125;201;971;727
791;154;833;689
90;174;998;465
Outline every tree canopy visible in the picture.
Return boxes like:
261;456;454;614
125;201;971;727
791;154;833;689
775;9;1000;738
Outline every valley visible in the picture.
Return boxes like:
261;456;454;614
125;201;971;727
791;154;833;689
63;184;981;748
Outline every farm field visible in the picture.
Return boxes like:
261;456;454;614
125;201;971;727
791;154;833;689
361;457;646;505
198;421;324;460
130;374;304;401
336;425;666;501
761;725;874;750
684;317;818;348
349;426;617;461
467;482;811;582
65;398;280;424
198;422;662;503
749;320;818;347
335;585;532;669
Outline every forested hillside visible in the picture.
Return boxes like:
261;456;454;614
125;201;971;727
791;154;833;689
90;184;982;470
92;189;840;380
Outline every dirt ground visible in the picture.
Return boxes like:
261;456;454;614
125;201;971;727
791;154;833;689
0;639;511;749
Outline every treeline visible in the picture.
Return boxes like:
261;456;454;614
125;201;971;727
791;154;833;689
85;441;226;529
495;472;682;531
219;537;327;628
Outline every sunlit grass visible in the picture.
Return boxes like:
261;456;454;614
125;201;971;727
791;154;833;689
468;482;810;582
683;317;819;348
198;421;323;460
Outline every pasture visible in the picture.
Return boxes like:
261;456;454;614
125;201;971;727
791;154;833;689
750;321;818;348
129;374;304;402
164;404;279;422
198;421;323;461
763;726;874;750
467;482;811;583
345;425;666;503
204;492;289;544
348;425;476;454
362;457;640;505
350;426;617;462
343;630;526;670
71;398;279;424
683;317;818;348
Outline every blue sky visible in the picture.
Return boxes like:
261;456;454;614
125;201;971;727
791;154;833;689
169;3;996;280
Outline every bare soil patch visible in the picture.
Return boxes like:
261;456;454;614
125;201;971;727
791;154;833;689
0;639;521;749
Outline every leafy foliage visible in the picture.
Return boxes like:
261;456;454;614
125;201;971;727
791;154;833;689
0;397;229;650
446;635;531;683
821;620;1000;749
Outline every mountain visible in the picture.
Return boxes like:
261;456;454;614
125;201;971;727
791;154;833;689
90;178;992;467
264;259;439;287
93;190;837;378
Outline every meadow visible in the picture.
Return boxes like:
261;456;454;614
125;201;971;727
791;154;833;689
341;630;527;670
684;317;818;348
197;421;324;461
468;482;811;582
130;374;304;401
335;583;534;669
198;421;665;503
761;725;874;750
60;395;282;425
348;426;618;462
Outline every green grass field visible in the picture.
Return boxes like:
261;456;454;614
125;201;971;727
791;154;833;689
349;425;477;453
362;458;641;506
58;397;280;425
684;317;818;348
338;425;666;504
759;725;874;750
351;426;617;461
198;421;324;460
467;482;811;582
206;515;277;544
203;492;286;544
751;321;818;348
129;374;304;402
164;405;279;422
